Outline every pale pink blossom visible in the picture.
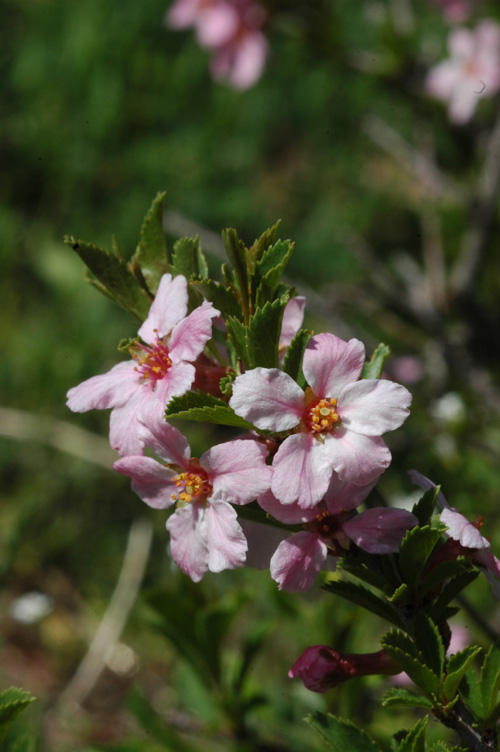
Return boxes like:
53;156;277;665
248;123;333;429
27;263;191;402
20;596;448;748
259;475;416;592
432;0;475;23
114;401;272;581
230;333;412;507
279;296;306;361
426;21;500;124
67;274;219;457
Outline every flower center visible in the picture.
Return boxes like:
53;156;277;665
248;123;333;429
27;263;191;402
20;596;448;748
171;467;213;504
131;332;172;386
306;510;350;552
304;396;340;435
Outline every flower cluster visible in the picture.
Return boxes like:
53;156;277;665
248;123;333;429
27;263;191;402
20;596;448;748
166;0;268;89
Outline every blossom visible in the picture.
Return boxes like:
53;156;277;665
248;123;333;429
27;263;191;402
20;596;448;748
166;0;268;89
426;21;500;124
113;401;272;581
431;0;475;23
67;274;219;456
279;296;306;361
229;333;412;507
259;475;416;592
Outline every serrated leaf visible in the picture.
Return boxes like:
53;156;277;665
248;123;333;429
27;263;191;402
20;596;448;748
413;613;445;677
305;713;382;752
399;525;444;591
226;315;250;366
222;228;249;322
380;631;440;700
361;343;390;379
411;486;440;527
459;666;484;719
444;646;482;702
192;279;242;321
254;239;294;305
165;391;254;429
323;581;404;628
132;191;169;294
0;687;36;742
65;236;151;320
382;688;433;709
247;297;287;368
282;328;311;387
389;583;410;605
480;641;500;720
429;570;479;622
336;559;389;592
398;716;428;752
419;558;472;598
248;221;281;270
170;236;201;280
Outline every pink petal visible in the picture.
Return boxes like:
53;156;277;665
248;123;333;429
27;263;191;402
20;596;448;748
169;300;219;363
138;274;188;343
200;439;272;505
338;379;412;436
66;361;141;412
196;4;239;47
166;0;200;29
303;334;365;398
440;508;490;549
205;501;248;573
109;389;151;456
239;519;289;570
271;432;333;508
224;31;268;90
167;503;209;583
323;474;376;514
113;455;177;509
323;429;391;485
229;368;304;431
153;360;196;405
258;489;316;524
270;532;328;592
137;398;191;467
280;296;306;350
343;508;417;554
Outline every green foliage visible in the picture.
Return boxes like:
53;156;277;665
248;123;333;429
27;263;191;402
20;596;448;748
165;391;254;429
398;524;446;592
396;716;427;752
479;640;500;722
323;580;404;628
282;328;311;386
0;688;35;743
443;646;482;702
305;713;382;752
380;630;441;701
361;343;391;380
410;487;440;528
412;613;445;678
381;689;433;709
131;191;169;295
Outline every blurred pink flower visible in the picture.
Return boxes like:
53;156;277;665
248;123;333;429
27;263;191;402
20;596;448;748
166;0;268;89
426;21;500;124
432;0;475;23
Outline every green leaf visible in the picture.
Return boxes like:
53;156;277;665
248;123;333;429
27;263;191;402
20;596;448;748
65;236;151;320
336;559;389;592
429;570;479;622
444;646;482;702
305;713;382;752
398;716;428;752
0;688;36;743
222;228;249;322
480;641;500;720
381;688;433;709
323;580;404;628
165;391;254;429
192;278;242;320
459;666;484;719
132;191;169;294
170;236;201;280
254;239;294;305
389;583;410;605
399;525;444;591
248;221;281;270
413;613;445;677
247;297;287;368
282;328;311;387
361;343;390;379
380;631;440;700
226;315;250;367
419;558;473;598
411;486;440;527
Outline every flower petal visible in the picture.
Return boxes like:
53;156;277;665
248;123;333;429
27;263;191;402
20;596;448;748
167;503;209;582
303;333;365;398
323;429;391;485
229;368;304;431
154;361;196;405
138;398;191;467
66;361;141;412
239;519;289;570
271;432;332;508
138;274;188;343
169;300;220;363
205;501;248;573
343;508;417;554
338;379;412;436
441;507;490;549
201;439;271;505
258;489;316;524
109;389;151;456
279;296;306;350
113;455;177;509
270;532;328;592
323;474;376;514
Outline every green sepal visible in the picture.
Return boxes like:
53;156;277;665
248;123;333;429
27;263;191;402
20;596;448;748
429;570;479;622
247;297;288;368
399;524;445;592
444;646;483;702
131;191;169;295
164;391;254;429
222;228;249;322
419;557;473;598
413;613;445;676
361;343;390;380
65;236;151;320
192;278;242;320
381;688;433;709
459;666;485;719
117;336;138;354
219;371;236;398
305;713;382;752
282;328;311;388
254;239;294;306
323;580;404;628
380;630;441;701
411;486;440;527
480;640;500;721
397;716;428;752
0;687;36;743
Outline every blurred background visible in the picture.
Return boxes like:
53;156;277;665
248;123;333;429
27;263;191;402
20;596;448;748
2;0;500;748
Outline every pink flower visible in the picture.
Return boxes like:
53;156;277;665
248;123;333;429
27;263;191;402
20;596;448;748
289;646;400;693
259;475;416;592
432;0;475;23
426;21;500;124
67;274;219;457
114;401;272;581
279;296;306;361
229;333;412;507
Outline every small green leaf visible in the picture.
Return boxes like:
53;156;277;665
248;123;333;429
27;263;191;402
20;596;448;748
222;228;249;322
254;239;294;305
399;525;444;591
381;688;433;709
226;315;250;367
323;581;404;628
413;613;445;677
419;558;473;598
247;297;288;368
361;343;390;379
305;713;382;752
65;236;151;320
282;328;311;387
480;640;500;720
132;191;169;294
444;646;482;702
380;631;440;700
0;687;36;742
411;486;440;527
170;236;201;280
389;583;410;605
429;570;479;622
165;391;254;429
398;716;428;752
192;278;242;320
336;559;389;592
459;666;484;719
248;221;281;270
